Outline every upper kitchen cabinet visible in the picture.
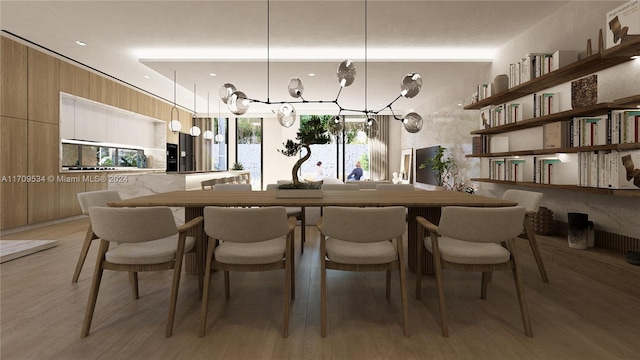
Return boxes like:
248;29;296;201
28;48;59;124
1;37;28;119
74;98;107;142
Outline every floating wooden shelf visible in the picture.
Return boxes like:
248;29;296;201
465;36;640;110
470;178;640;197
466;142;640;158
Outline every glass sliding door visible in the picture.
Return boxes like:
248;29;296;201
236;117;262;189
343;116;370;181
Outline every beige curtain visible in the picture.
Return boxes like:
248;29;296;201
369;115;389;181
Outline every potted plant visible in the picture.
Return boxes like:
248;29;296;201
231;162;244;171
279;115;330;189
418;146;463;190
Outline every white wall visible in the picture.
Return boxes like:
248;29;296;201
402;1;640;239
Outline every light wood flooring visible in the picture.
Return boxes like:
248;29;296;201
1;218;639;360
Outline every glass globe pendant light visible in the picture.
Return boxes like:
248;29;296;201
219;83;236;104
189;84;201;137
365;117;379;138
227;90;250;115
400;73;422;98
288;77;304;98
168;70;181;133
277;103;296;127
337;60;357;87
328;115;343;136
402;112;423;133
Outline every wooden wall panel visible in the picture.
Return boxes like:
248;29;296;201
58;181;84;217
27;121;59;223
85;181;108;192
0;116;28;229
88;72;119;107
59;60;90;98
1;37;28;120
118;84;137;113
27;48;59;124
137;91;155;118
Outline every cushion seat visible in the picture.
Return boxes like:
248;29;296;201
326;238;397;264
424;236;510;265
215;237;286;265
106;235;196;265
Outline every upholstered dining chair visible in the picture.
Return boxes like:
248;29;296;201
201;178;225;190
73;190;121;283
266;184;306;254
81;206;203;338
415;206;532;338
502;189;549;282
318;206;409;337
199;206;296;337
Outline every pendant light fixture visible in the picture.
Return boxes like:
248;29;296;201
218;0;423;133
214;99;225;143
168;70;181;133
203;92;214;140
190;84;201;137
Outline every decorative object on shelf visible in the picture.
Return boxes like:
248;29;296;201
218;0;424;134
567;212;589;249
532;206;554;235
189;84;201;137
606;0;639;49
279;115;330;185
598;29;605;53
169;71;181;133
493;74;509;94
586;38;593;57
231;162;244;171
571;74;598;109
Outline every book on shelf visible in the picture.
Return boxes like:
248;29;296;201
506;158;527;182
543;121;572;149
489;136;509;153
571;75;598;109
551;50;579;72
612;149;640;189
606;0;640;49
507;103;521;124
489;158;506;181
472;136;484;154
533;93;558;117
608;109;640;144
477;83;493;101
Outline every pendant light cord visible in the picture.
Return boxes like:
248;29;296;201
267;0;270;102
364;0;368;114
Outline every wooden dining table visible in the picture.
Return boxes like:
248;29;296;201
108;189;516;274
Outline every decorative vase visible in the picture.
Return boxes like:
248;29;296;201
567;212;589;249
493;74;509;94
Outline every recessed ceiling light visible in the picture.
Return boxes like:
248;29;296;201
144;75;150;79
75;40;87;46
209;73;217;77
308;73;315;77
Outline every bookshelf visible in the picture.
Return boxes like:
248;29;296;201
465;35;640;195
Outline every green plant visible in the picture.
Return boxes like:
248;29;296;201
359;152;369;171
279;115;330;184
418;147;455;187
231;162;244;170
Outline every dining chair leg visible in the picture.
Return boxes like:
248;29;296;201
199;239;216;337
300;208;306;255
506;238;533;337
72;226;97;283
283;233;292;338
320;235;328;338
415;223;424;299
431;235;449;338
129;272;139;299
386;270;391;300
166;238;187;338
81;240;109;338
397;237;410;337
290;231;295;300
224;271;230;300
481;271;491;300
523;216;549;283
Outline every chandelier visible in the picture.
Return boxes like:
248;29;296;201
217;0;423;134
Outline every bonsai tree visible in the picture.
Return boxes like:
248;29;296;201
279;115;330;185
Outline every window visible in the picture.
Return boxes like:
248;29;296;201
236;117;262;189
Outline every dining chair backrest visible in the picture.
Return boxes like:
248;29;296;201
320;206;406;243
322;183;359;191
212;183;252;191
77;190;121;215
502;189;542;214
204;206;290;243
321;177;344;185
437;206;526;244
376;184;415;191
265;183;279;191
88;206;178;243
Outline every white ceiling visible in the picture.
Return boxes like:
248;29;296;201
1;0;573;115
